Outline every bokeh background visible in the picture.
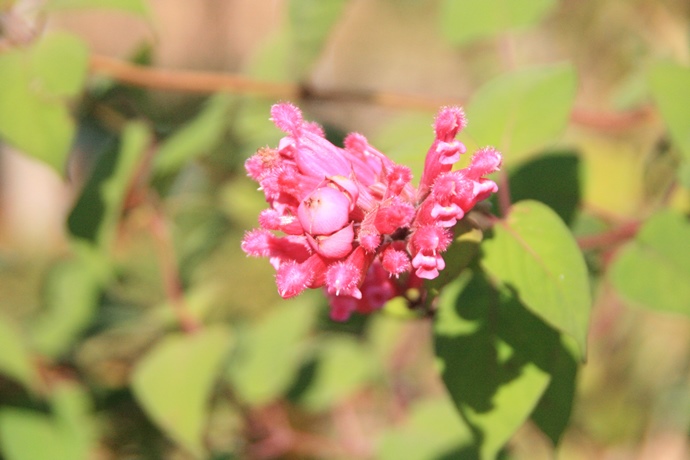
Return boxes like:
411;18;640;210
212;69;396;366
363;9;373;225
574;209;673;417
0;0;689;458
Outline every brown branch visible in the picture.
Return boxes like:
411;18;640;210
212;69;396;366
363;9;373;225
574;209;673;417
576;221;641;251
90;54;653;129
147;203;201;333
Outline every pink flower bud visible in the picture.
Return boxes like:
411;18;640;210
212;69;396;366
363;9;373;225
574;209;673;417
307;223;354;258
297;186;351;235
326;261;362;298
434;106;467;141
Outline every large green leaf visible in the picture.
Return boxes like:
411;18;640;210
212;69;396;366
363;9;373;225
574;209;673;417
227;299;317;406
481;200;591;358
648;62;690;161
507;151;582;226
609;210;690;316
153;94;232;177
29;32;89;98
440;0;557;45
44;0;149;15
0;54;71;174
465;63;577;164
0;314;36;390
297;335;376;412
0;382;94;460
434;270;561;459
132;326;233;458
377;398;474;460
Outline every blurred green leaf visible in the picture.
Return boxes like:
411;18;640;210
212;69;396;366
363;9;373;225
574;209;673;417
29;258;101;358
0;410;69;460
440;0;557;45
0;382;94;460
377;398;473;460
434;270;555;459
0;314;36;390
373;113;434;183
481;200;591;359
29;32;89;98
44;0;149;15
132;326;233;458
287;0;347;78
227;300;317;406
648;62;690;161
0;51;74;174
465;63;577;164
68;122;150;248
610;210;690;316
153;94;232;177
507;152;582;225
297;335;375;411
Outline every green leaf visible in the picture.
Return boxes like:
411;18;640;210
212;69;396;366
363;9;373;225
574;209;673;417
0;51;74;174
0;314;36;390
530;339;578;445
481;200;591;359
29;32;89;97
507;151;582;226
0;382;94;460
434;270;555;459
287;0;347;79
373;113;437;184
29;257;101;358
227;299;317;406
44;0;149;16
297;335;375;412
0;410;69;460
67;122;150;248
465;63;577;164
377;398;474;460
153;94;232;177
132;326;233;458
648;62;690;161
610;210;690;316
440;0;557;45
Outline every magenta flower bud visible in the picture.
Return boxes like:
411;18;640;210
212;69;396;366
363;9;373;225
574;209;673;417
298;186;351;235
307;223;354;258
326;261;363;298
244;103;501;321
374;198;415;234
381;243;411;277
434;106;467;141
276;260;312;298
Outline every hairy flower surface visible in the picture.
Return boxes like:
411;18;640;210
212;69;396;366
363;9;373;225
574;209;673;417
242;103;502;321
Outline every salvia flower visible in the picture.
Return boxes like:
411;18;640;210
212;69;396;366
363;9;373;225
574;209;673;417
242;102;502;321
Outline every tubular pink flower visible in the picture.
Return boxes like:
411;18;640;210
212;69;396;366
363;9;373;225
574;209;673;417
244;103;501;320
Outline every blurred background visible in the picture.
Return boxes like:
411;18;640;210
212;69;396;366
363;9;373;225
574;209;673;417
0;0;689;459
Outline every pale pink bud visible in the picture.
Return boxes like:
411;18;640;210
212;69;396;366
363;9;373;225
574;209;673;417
307;223;354;258
297;186;351;235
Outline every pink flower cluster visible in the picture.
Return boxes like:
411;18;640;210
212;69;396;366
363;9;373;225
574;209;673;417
242;103;502;321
